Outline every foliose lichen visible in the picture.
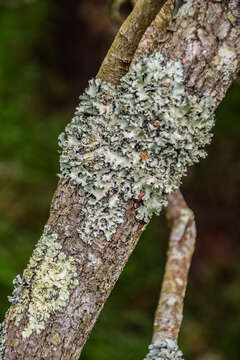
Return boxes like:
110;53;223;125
8;274;30;305
0;322;6;360
8;225;79;338
59;51;215;245
144;339;184;360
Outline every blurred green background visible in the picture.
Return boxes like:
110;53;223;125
0;1;240;359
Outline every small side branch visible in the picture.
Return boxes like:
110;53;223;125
153;190;196;343
96;0;166;84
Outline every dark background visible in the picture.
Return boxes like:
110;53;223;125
0;1;240;359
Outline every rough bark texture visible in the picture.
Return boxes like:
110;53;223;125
132;0;176;62
1;1;240;359
3;185;146;359
152;190;196;343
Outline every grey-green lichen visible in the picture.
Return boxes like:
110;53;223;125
8;225;79;338
59;52;215;244
0;322;7;360
8;274;30;305
144;340;184;360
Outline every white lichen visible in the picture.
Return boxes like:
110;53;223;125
59;52;215;245
145;339;184;360
8;225;79;338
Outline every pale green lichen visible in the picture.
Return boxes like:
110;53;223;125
8;225;79;338
145;339;184;360
180;208;194;223
59;52;215;245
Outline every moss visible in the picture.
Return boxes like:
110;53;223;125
7;225;79;338
144;339;184;360
59;52;215;245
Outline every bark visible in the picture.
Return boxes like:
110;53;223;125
1;1;240;359
152;190;196;343
143;190;196;358
132;0;176;62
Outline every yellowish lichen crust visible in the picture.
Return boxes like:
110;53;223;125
145;339;184;360
8;225;79;338
59;52;215;242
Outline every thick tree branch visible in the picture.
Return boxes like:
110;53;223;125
1;1;240;360
132;0;176;62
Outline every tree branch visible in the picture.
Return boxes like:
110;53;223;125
143;191;195;360
96;0;166;83
153;190;196;343
143;190;196;359
132;0;176;62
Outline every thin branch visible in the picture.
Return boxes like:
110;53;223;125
96;0;166;84
153;190;196;343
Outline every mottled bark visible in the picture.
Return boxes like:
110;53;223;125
1;1;240;359
132;0;176;62
152;190;196;343
143;190;195;359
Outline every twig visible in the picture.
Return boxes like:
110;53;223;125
153;190;196;343
143;190;196;360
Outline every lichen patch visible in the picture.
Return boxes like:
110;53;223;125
0;322;7;360
59;52;215;241
145;339;184;360
8;225;79;338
